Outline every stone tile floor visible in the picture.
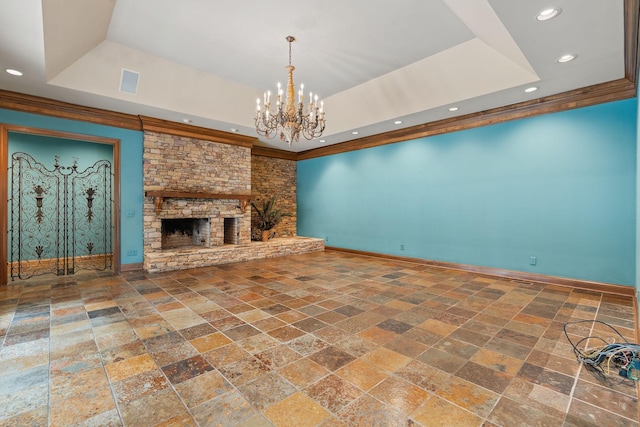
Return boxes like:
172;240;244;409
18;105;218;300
0;250;638;426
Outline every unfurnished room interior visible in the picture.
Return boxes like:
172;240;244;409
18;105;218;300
1;1;640;426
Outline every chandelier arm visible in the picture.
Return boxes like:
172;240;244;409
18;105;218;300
255;35;325;145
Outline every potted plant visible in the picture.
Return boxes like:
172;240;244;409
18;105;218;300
251;196;292;242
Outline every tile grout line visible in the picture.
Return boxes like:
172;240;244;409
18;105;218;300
563;292;602;418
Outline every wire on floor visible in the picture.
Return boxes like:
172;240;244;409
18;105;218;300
563;320;640;381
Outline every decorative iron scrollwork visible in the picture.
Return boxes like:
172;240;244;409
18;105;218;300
85;187;96;222
10;152;113;280
33;185;46;223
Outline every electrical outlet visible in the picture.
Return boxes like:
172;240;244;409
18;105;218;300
126;210;135;218
400;243;405;251
530;256;537;266
325;236;329;243
126;249;137;256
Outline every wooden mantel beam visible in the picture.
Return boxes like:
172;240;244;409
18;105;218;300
144;191;251;214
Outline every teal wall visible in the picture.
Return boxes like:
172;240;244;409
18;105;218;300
636;95;640;301
298;99;637;286
8;133;114;170
1;109;144;266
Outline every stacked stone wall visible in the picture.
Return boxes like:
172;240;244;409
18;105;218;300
251;155;296;239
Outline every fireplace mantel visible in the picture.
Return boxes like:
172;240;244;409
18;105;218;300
145;190;251;213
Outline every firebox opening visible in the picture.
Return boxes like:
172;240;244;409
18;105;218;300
161;218;210;249
224;217;240;245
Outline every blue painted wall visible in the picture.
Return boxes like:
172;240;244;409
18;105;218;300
636;95;640;300
1;109;144;266
298;99;637;286
8;133;114;169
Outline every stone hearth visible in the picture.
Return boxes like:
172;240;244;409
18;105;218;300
145;236;324;273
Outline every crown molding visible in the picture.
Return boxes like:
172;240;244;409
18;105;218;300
139;116;257;148
0;89;141;130
251;145;298;160
297;78;636;160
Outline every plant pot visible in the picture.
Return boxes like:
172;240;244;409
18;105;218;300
261;230;270;242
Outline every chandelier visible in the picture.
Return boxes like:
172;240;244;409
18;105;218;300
255;36;325;146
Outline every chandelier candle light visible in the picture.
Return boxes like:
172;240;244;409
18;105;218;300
255;36;326;146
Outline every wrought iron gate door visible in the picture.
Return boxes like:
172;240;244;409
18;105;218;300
10;152;113;280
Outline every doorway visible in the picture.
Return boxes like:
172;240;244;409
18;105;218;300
1;125;121;284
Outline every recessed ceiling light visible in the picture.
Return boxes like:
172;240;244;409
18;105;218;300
319;139;326;143
5;68;23;76
536;8;561;21
182;118;192;123
393;120;403;125
351;131;359;135
448;107;459;112
524;86;538;93
557;54;576;63
230;128;239;133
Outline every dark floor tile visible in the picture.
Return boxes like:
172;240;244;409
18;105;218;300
456;361;513;394
517;362;574;395
484;337;532;360
376;318;413;334
495;328;539;348
87;306;121;319
224;324;261;341
161;354;213;385
433;337;480;359
142;331;186;353
334;305;364;317
309;346;356;371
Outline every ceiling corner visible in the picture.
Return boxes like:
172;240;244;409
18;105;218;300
42;0;117;81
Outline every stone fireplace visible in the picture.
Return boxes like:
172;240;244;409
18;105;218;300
141;122;323;273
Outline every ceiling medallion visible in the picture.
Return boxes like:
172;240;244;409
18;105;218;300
255;36;326;146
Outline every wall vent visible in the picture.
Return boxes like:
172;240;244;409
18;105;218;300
119;69;139;94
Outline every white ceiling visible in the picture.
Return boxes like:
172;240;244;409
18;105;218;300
0;0;625;152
